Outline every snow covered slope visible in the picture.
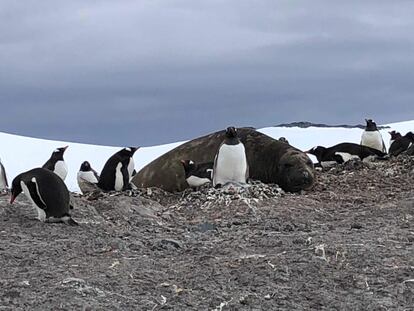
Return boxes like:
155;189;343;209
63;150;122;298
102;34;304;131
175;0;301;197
1;120;413;192
0;132;184;192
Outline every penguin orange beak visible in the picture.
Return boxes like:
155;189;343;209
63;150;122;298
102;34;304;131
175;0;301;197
10;195;16;204
63;146;69;151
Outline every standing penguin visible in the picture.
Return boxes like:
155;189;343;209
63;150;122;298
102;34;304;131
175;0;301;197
0;157;8;193
212;127;249;187
98;147;139;191
10;168;77;225
42;146;68;180
77;161;100;194
360;119;386;153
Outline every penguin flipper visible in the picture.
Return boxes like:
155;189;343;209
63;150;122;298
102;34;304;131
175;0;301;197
382;140;387;153
26;181;47;211
121;162;131;191
0;162;8;188
245;161;250;182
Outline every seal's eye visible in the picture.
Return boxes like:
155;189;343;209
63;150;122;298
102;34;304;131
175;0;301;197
284;163;293;168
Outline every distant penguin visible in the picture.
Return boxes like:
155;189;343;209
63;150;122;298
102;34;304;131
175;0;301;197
10;168;77;225
42;146;68;180
0;158;8;193
212;127;249;187
388;132;414;157
181;160;213;188
77;161;100;194
306;143;387;167
360;119;386;153
278;137;290;144
388;130;402;148
98;147;139;191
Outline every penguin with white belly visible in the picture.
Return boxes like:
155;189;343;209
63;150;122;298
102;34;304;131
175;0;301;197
360;119;386;153
0;157;8;193
77;161;100;194
181;160;213;188
10;168;78;225
98;147;139;191
212;127;249;187
42;146;69;180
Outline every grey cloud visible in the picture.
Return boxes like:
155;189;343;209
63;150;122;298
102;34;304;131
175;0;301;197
1;0;414;146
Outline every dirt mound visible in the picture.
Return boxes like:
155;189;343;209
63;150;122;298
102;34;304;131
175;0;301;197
0;156;413;310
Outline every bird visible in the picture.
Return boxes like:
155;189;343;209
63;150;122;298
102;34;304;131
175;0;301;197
212;127;249;187
181;160;213;188
306;143;387;167
0;157;8;193
98;147;139;191
388;132;414;157
10;168;78;225
77;161;100;194
360;119;386;153
42;146;69;180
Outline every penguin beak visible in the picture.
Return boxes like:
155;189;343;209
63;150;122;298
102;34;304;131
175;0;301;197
10;195;15;204
63;146;69;151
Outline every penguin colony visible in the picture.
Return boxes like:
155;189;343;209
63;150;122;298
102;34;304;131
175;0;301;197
1;120;413;225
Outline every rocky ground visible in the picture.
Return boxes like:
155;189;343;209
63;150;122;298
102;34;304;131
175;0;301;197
0;156;413;310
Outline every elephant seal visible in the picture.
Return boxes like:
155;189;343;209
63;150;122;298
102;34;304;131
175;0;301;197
132;128;315;193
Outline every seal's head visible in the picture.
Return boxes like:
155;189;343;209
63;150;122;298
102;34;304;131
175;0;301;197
277;149;314;192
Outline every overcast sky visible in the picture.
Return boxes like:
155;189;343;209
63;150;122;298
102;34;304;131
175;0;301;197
1;0;414;146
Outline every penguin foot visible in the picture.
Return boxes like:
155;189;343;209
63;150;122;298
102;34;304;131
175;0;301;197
60;215;79;226
45;215;79;226
64;217;79;226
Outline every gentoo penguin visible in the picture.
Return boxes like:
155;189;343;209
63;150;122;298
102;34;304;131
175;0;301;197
0;157;8;193
388;130;402;149
98;147;139;191
77;161;100;194
181;160;213;188
42;146;68;180
212;127;248;187
278;137;290;144
10;168;78;225
306;142;387;167
388;132;414;157
360;119;386;153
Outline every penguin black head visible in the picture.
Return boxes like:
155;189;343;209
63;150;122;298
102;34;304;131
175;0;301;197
365;119;378;131
50;146;68;160
389;130;402;140
180;160;195;175
305;146;326;162
80;161;92;172
10;174;23;204
278;137;289;144
120;147;139;157
225;127;238;138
